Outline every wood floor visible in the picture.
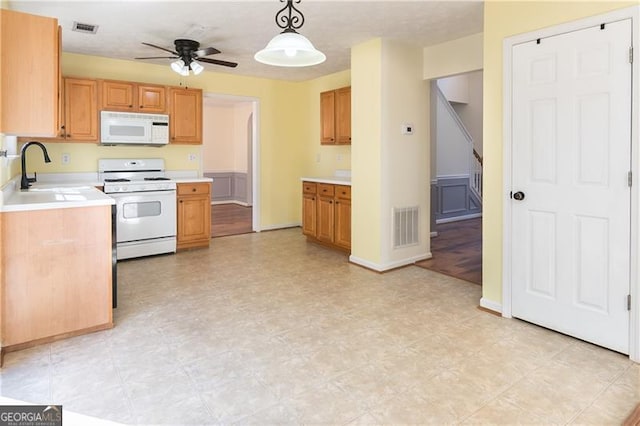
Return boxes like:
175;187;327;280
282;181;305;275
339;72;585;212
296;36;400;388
415;217;482;285
211;204;253;238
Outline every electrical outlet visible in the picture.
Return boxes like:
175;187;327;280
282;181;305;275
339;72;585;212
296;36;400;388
188;153;197;162
61;153;70;165
336;154;343;162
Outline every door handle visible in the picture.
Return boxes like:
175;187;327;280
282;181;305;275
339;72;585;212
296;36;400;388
513;191;525;201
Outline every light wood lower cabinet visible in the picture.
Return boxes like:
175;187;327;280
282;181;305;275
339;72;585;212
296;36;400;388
177;182;211;250
1;206;113;351
302;181;351;251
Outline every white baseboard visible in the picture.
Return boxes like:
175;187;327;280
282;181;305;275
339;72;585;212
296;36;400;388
259;223;301;232
436;213;482;225
349;253;431;272
479;297;502;315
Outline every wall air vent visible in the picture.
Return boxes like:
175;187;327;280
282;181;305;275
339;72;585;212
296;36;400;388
72;21;99;34
393;206;420;248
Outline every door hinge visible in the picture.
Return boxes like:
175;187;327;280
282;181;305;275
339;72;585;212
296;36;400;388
628;294;632;311
630;47;634;64
629;171;633;187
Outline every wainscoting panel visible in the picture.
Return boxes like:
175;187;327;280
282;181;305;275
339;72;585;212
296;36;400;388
434;176;481;222
205;172;248;204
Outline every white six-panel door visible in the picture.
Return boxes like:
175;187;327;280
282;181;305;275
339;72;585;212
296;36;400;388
511;19;632;354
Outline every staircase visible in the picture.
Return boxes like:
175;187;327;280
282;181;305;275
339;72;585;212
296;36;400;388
433;83;482;223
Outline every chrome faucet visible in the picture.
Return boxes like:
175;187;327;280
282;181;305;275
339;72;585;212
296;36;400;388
20;141;51;190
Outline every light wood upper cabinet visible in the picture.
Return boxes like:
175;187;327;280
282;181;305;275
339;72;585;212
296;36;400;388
101;80;166;113
138;85;166;113
63;78;98;142
320;90;336;144
0;9;60;136
101;81;135;111
320;86;351;145
335;87;351;144
169;87;203;144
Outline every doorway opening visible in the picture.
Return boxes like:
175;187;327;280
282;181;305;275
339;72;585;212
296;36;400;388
202;94;260;237
416;71;483;285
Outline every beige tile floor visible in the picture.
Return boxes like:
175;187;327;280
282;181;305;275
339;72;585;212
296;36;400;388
1;228;639;425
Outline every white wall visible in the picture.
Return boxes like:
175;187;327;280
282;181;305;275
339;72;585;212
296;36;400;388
436;90;470;177
202;99;252;173
452;70;483;156
423;32;483;80
437;75;469;103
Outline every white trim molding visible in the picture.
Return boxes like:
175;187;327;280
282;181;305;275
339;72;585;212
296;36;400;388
436;213;482;225
480;298;502;315
502;5;640;361
349;253;432;272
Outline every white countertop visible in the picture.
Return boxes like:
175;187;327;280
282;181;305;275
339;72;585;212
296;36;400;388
2;185;115;212
0;171;211;212
301;176;351;186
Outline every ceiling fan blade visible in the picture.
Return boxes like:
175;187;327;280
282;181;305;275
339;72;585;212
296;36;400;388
197;57;238;68
194;47;221;57
141;42;178;55
135;56;178;60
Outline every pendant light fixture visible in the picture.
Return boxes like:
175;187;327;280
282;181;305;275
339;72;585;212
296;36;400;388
255;0;326;67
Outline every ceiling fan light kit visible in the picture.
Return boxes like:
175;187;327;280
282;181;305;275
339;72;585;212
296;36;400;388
255;0;326;67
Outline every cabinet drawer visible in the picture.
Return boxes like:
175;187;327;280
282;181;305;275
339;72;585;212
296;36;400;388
303;181;317;194
177;182;210;196
318;183;335;197
335;185;351;199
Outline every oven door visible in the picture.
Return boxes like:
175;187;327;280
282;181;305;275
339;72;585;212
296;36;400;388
110;190;176;243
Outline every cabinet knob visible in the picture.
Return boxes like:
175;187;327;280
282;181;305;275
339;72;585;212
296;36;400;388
180;200;183;203
329;201;333;204
129;105;133;108
139;105;143;108
192;188;196;192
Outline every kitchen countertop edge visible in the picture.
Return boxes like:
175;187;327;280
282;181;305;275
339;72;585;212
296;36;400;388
301;176;352;186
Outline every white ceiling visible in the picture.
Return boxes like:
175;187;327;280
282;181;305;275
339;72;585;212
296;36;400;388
8;0;483;82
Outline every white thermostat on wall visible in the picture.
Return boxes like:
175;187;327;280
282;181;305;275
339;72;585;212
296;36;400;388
402;123;414;135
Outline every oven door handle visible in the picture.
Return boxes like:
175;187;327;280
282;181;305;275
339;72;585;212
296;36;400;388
108;190;176;198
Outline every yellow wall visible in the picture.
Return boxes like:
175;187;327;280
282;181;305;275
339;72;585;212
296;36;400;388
303;69;351;177
423;32;483;80
351;39;383;264
20;52;310;229
381;40;430;267
482;1;637;304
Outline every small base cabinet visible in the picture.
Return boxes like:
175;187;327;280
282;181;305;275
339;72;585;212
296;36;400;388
301;181;351;252
177;182;211;250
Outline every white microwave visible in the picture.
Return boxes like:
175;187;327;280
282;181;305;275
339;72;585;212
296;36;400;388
100;111;169;145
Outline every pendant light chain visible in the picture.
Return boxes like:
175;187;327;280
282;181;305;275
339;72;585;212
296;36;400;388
275;0;305;33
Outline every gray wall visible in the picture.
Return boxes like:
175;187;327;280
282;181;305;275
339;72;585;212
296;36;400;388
205;172;249;204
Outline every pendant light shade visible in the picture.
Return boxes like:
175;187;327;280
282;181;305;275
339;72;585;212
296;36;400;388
255;0;325;67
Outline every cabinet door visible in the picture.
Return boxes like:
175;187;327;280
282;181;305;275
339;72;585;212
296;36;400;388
320;90;336;144
317;196;335;243
64;78;98;141
138;85;166;113
302;193;317;237
169;87;203;144
334;197;351;250
0;9;59;136
177;195;211;245
335;87;351;144
101;81;135;111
